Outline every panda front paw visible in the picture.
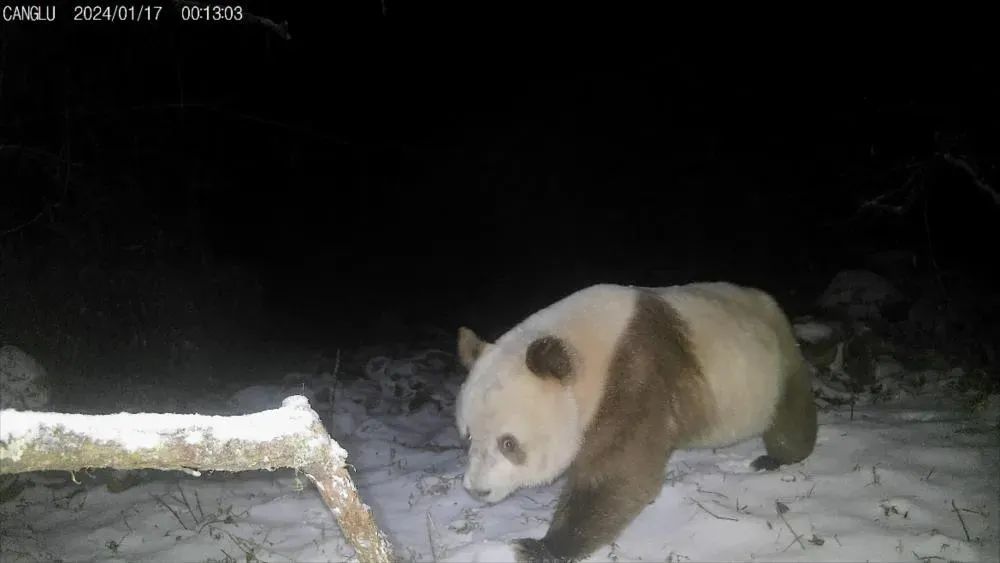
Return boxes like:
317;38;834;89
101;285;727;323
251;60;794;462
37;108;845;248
751;454;781;471
512;538;573;563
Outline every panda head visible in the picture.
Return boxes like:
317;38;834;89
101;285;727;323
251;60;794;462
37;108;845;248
454;326;582;504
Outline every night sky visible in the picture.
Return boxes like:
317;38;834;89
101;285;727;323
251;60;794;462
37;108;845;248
2;4;997;358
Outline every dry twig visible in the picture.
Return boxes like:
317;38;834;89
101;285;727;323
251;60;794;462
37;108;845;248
689;497;738;522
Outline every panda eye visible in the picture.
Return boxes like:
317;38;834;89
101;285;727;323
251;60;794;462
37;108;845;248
498;434;518;453
497;434;525;464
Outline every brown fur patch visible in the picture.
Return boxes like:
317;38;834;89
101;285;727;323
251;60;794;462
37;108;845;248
575;289;714;481
757;360;817;465
525;336;573;381
536;289;716;559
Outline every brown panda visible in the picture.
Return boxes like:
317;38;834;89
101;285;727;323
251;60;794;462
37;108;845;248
455;282;817;562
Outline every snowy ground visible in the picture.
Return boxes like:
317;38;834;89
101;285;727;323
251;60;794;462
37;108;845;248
2;344;998;563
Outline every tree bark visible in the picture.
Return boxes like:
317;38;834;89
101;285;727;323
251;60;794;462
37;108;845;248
0;395;395;563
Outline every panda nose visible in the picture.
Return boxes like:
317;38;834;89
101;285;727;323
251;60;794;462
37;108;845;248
470;488;491;500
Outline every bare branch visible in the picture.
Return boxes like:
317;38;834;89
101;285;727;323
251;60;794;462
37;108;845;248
776;502;806;551
857;164;925;216
940;152;1000;206
951;499;972;542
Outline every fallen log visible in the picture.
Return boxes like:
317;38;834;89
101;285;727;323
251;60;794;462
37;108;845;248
0;395;395;563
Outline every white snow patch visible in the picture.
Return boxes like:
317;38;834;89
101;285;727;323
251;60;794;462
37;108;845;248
793;321;835;344
0;394;338;459
441;540;519;562
2;352;997;563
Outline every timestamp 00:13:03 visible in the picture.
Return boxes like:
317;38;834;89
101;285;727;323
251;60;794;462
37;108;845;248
179;4;245;22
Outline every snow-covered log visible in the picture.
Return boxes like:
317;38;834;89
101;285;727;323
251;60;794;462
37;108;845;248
0;395;395;563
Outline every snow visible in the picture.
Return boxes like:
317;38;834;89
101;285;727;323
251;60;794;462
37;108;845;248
0;395;341;462
1;348;997;562
793;321;836;344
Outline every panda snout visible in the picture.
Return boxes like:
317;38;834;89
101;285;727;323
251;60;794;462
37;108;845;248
467;486;492;500
462;475;492;501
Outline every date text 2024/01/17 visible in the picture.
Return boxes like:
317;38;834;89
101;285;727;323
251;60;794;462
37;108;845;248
2;5;165;23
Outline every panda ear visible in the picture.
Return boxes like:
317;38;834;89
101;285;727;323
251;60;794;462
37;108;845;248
457;326;493;371
525;336;573;381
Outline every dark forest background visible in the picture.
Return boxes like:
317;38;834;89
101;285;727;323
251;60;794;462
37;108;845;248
1;4;997;391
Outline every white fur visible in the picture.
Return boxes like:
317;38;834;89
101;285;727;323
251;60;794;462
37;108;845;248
653;282;799;448
456;285;635;503
456;282;803;503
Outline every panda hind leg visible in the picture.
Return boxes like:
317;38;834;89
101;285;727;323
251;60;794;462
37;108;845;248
752;363;818;471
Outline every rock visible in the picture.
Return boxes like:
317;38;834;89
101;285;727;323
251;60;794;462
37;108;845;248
0;344;51;411
818;270;906;322
793;317;845;369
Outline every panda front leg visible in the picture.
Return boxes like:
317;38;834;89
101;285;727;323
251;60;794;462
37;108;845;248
513;462;666;563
